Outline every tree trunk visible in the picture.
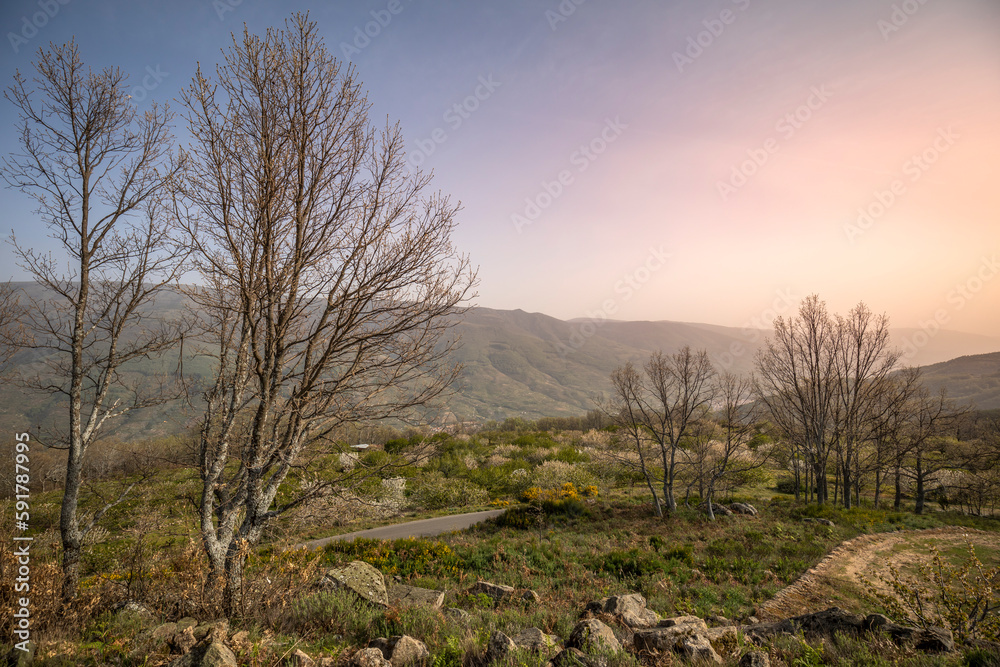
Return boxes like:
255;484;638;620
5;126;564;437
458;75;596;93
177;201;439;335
873;468;881;509
914;455;925;515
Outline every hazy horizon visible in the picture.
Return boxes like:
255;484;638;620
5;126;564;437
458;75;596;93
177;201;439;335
1;0;998;337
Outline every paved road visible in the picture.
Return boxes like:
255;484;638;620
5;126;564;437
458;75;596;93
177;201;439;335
295;509;506;551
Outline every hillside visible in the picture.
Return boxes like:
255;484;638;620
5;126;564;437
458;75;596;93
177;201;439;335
920;351;1000;410
3;283;1000;427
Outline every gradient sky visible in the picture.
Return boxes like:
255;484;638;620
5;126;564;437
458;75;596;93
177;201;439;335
1;0;998;336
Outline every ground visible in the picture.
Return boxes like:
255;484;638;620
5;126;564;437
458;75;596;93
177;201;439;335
757;525;998;621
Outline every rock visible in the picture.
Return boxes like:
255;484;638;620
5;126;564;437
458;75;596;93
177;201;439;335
229;630;251;650
368;636;430;667
658;616;707;631
706;615;733;627
817;518;835;527
484;631;517;664
166;653;198;667
114;600;158;623
151;622;179;642
913;627;955;653
6;642;34;667
176;617;199;632
201;642;238;667
550;648;608;667
171;626;198;654
322;561;389;607
586;593;658;628
739;651;771;667
701;502;733;516
194;619;229;643
862;614;954;652
291;649;316;667
520;589;541;605
351;648;392;667
730;502;758;516
704;626;739;643
567;619;621;653
679;634;723;664
443;607;472;624
633;622;707;654
513;627;560;654
471;581;515;605
389;584;445;610
744;607;863;643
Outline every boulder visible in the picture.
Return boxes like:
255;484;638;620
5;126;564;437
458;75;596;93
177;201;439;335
351;648;392;667
730;503;758;516
388;584;445;610
550;648;609;667
702;502;733;516
291;649;316;667
520;589;541;605
586;593;658;628
471;581;515;605
170;626;197;655
443;607;472;624
862;614;954;652
176;617;199;632
513;627;560;654
114;600;158;623
368;636;430;667
201;642;238;667
322;561;389;607
744;607;864;643
484;631;517;665
151;622;179;642
633;622;708;654
739;651;771;667
193;619;229;643
679;634;723;664
567;619;621;653
658;615;707;631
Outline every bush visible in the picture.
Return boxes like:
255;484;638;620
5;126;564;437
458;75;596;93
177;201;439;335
774;477;805;495
409;473;489;510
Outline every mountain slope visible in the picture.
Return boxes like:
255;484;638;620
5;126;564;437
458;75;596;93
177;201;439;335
919;352;1000;410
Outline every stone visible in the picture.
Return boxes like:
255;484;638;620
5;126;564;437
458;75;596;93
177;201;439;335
176;617;198;632
706;615;733;627
389;584;445;610
194;619;229;643
861;614;954;652
115;600;158;623
201;642;238;667
6;642;34;667
913;627;955;653
471;581;515;605
351;648;392;667
322;561;389;607
702;502;733;516
589;593;659;628
513;627;559;654
151;622;179;642
484;631;517;664
817;518;835;527
633;624;706;654
739;651;771;667
658;616;707;631
744;607;863;643
704;626;739;643
730;503;758;516
520;589;541;605
679;634;723;664
550;648;608;667
171;626;197;654
291;649;316;667
369;636;430;667
567;619;621;653
229;630;251;650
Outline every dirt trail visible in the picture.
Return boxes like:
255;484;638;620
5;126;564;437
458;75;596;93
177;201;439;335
757;526;994;621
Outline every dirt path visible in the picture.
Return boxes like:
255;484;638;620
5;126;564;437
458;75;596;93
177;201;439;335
757;526;995;621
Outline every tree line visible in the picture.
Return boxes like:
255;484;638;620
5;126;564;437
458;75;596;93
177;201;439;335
605;296;999;519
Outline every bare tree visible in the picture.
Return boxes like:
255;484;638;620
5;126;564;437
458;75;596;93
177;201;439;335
2;41;184;600
0;282;26;373
608;347;715;515
175;15;476;615
755;295;839;505
830;303;901;508
700;372;770;520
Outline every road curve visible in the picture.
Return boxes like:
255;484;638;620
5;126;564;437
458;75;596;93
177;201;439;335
294;509;506;551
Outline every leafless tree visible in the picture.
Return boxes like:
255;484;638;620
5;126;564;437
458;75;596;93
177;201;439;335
608;346;715;515
175;15;476;615
0;282;26;373
755;295;839;505
2;41;184;600
699;372;770;520
830;303;901;508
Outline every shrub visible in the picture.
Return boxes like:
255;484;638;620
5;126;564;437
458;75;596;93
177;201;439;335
409;473;489;510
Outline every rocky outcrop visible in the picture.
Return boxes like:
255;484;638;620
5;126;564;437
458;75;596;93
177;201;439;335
470;581;515;605
321;561;389;607
388;584;445;610
729;502;758;516
513;628;560;654
367;635;430;667
350;647;392;667
484;631;517;664
584;593;659;628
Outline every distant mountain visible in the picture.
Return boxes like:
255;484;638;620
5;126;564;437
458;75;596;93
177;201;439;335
2;283;999;427
919;352;1000;410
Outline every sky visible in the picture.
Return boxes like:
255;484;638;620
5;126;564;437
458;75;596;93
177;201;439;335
0;0;998;337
